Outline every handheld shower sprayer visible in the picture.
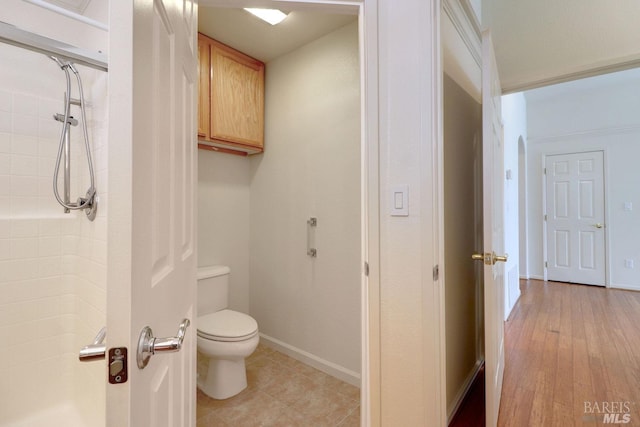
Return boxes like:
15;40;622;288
50;55;97;221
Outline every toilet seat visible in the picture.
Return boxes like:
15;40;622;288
197;309;258;342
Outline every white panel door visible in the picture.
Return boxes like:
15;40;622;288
108;0;198;426
546;151;605;286
479;30;507;427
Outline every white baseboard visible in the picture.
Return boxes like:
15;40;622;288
608;283;640;292
259;333;361;387
529;275;545;281
447;359;483;424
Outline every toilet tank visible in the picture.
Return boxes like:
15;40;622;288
197;265;230;315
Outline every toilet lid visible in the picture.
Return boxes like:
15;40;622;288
197;310;258;342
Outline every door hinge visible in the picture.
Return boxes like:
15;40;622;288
544;214;547;221
544;167;547;175
545;261;548;268
364;262;369;277
433;264;440;281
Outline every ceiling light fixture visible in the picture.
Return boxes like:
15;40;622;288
243;8;288;26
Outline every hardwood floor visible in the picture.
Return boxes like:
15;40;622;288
498;279;640;426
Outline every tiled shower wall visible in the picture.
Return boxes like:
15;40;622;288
0;43;107;425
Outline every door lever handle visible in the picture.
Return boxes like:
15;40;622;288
79;326;106;361
137;319;190;369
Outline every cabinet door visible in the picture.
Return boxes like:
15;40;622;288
210;40;264;148
198;34;210;138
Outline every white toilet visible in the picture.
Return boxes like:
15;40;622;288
197;265;259;399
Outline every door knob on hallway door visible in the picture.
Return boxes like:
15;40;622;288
472;252;491;265
592;223;604;229
472;252;508;265
493;253;508;263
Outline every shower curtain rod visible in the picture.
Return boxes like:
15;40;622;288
0;21;108;72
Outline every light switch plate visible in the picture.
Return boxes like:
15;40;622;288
391;185;408;216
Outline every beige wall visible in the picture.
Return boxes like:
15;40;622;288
249;21;361;379
443;73;483;417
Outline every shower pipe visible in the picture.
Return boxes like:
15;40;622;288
0;21;108;72
51;56;98;221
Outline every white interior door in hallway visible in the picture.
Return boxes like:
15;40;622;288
479;30;507;427
545;151;606;286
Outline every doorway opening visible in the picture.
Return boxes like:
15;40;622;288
196;3;367;425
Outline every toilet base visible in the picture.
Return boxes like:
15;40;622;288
198;356;248;400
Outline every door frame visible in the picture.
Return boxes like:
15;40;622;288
440;0;485;424
542;148;610;287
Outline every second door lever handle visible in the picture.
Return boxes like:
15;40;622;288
79;326;107;362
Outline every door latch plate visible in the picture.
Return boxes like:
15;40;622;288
108;347;128;384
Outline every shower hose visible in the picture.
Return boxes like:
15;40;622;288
50;56;97;220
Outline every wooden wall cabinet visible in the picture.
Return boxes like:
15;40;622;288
198;33;265;155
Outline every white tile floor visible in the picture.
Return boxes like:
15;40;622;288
197;344;360;427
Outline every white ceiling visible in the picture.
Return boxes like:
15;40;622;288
524;66;640;102
67;1;640;98
198;6;356;63
485;0;640;93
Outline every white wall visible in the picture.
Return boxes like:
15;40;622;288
197;152;250;313
249;21;361;379
377;1;443;423
502;92;525;317
197;22;360;380
526;70;640;289
0;4;107;423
